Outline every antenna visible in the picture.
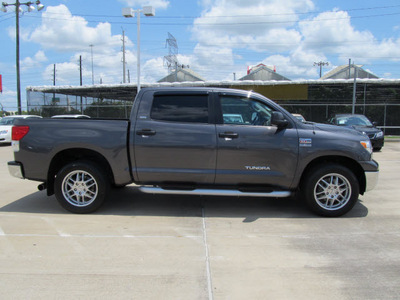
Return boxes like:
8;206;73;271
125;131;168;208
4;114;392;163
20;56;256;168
163;32;179;73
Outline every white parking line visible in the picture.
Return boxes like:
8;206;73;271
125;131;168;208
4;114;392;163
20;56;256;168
0;233;201;239
202;206;214;300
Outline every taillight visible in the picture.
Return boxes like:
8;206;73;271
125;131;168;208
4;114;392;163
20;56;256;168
12;125;30;141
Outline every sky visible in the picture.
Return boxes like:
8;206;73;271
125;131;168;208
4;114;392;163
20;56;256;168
1;0;400;111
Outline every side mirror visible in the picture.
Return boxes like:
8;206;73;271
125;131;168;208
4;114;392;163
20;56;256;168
372;121;378;127
271;111;289;128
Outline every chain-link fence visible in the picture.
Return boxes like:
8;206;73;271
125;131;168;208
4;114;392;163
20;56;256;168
21;82;400;135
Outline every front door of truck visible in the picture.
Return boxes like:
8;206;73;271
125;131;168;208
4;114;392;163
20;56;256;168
133;90;217;184
215;94;299;189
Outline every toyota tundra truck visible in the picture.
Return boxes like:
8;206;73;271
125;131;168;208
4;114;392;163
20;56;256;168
8;87;379;217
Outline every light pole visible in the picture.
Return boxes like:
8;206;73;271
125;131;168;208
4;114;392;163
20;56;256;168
314;61;329;78
1;1;44;114
122;6;155;93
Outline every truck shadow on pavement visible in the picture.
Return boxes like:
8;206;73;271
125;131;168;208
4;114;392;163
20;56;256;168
0;185;369;220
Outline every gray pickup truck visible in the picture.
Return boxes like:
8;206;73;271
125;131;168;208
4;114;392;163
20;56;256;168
8;87;379;216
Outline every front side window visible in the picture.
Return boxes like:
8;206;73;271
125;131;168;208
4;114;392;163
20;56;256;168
220;96;273;126
151;94;209;123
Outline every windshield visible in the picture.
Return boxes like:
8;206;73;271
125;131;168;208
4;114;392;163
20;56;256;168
336;115;373;126
0;117;15;125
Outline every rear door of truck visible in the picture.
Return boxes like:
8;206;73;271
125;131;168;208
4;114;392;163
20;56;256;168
132;89;217;184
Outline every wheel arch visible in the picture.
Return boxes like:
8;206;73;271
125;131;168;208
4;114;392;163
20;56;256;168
299;156;366;195
47;148;114;196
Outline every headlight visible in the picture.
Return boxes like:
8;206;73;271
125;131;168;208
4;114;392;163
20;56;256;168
376;131;384;138
360;140;372;154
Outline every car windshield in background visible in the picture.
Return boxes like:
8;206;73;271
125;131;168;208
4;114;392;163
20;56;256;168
337;115;373;127
292;114;306;122
0;118;15;125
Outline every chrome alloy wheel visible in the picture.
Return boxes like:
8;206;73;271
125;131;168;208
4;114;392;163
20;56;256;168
61;170;98;207
314;173;352;210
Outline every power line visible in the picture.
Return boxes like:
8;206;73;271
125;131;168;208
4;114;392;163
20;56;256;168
25;4;400;19
23;10;400;26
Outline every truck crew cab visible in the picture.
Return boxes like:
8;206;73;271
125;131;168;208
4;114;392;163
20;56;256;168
8;87;379;217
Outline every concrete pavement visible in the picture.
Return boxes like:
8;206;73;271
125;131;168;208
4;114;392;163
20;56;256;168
0;143;399;299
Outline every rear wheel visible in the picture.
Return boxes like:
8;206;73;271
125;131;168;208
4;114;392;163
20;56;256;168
302;164;359;217
55;161;109;213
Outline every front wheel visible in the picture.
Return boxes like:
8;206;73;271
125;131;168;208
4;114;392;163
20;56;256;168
54;161;109;213
302;164;359;217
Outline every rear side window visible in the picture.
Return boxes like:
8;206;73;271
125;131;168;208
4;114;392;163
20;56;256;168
151;94;209;123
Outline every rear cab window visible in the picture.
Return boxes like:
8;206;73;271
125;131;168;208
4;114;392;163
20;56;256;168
150;94;209;123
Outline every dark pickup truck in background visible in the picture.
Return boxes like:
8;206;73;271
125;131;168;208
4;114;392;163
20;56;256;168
8;87;379;217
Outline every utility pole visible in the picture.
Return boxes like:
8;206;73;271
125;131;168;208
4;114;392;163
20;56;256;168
89;44;94;85
79;56;82;86
53;64;56;86
52;63;56;104
1;1;45;114
128;69;131;83
122;30;126;83
16;1;21;113
352;61;358;114
348;58;352;79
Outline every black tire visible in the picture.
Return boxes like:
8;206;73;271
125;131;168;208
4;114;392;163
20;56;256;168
302;164;359;217
373;147;382;152
54;161;109;213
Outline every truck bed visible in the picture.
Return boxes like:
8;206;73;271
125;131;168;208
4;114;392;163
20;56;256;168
12;117;132;186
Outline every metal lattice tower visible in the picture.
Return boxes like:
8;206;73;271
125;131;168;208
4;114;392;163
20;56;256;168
164;32;179;73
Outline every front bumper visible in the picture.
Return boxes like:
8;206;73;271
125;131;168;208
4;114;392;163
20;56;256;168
371;137;384;149
365;170;379;192
359;159;379;192
8;161;24;179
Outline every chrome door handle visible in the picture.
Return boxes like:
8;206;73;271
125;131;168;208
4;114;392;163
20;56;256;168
136;129;156;136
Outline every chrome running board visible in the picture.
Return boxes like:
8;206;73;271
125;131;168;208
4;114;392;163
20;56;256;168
138;187;291;198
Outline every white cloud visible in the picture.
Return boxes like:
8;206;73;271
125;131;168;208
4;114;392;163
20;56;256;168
300;10;400;64
34;50;48;63
44;62;82;85
29;5;122;53
21;51;48;71
190;1;400;80
260;50;322;80
142;57;168;83
190;0;316;79
301;11;373;54
8;0;400;89
0;88;19;112
24;5;143;85
192;0;313;53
